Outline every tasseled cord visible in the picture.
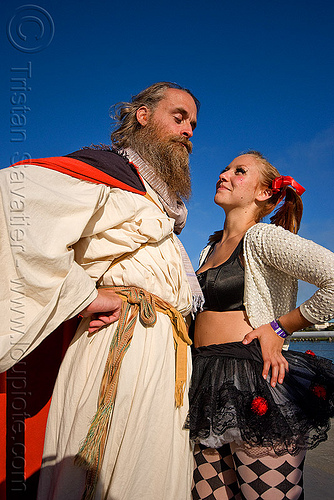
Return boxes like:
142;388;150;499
74;286;192;500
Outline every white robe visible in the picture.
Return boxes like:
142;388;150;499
0;164;193;499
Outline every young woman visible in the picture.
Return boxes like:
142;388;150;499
188;151;334;499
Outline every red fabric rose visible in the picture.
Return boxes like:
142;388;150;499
305;350;316;356
251;396;268;415
311;384;327;400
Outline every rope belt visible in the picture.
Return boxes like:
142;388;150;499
74;285;192;500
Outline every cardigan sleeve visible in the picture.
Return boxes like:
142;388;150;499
246;223;334;324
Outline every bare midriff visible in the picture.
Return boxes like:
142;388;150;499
194;310;252;348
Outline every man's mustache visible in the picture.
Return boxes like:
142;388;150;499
170;136;193;154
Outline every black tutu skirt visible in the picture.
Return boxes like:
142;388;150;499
186;340;334;457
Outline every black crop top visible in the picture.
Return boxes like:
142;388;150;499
196;239;245;312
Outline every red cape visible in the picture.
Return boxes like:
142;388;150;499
11;147;146;194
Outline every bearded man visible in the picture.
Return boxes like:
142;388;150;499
0;82;200;499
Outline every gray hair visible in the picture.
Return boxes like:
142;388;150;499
110;82;200;149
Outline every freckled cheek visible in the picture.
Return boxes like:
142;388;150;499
234;178;245;190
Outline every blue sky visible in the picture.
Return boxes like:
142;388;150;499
1;0;334;304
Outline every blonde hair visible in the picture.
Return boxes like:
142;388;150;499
246;151;303;234
110;82;200;149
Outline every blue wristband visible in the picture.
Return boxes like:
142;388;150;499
270;319;290;339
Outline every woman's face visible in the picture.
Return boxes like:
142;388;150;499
214;155;265;210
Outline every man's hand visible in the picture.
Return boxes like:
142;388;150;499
80;289;123;333
243;324;289;387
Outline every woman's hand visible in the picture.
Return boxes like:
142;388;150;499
243;324;289;387
80;289;123;333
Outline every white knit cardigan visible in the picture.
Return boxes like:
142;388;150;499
199;223;334;336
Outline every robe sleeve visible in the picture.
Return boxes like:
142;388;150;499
0;165;113;371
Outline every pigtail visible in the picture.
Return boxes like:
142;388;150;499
270;187;303;234
246;151;305;234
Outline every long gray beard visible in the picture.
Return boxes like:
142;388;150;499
129;126;192;201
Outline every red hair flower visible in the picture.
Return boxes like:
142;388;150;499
305;350;316;356
311;384;327;400
251;396;268;416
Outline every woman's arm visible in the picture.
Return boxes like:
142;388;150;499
243;224;334;387
243;307;312;387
